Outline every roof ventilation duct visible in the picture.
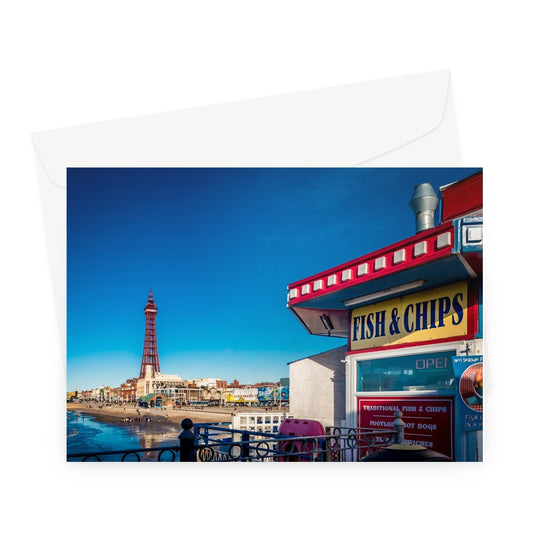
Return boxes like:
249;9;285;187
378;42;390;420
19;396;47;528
409;183;439;233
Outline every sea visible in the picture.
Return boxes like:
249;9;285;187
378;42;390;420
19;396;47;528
66;410;182;462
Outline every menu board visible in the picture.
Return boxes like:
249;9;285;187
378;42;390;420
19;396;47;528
358;397;454;459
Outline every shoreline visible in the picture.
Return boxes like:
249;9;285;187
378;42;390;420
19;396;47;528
66;403;279;428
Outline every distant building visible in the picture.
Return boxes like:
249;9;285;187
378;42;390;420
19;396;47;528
67;391;77;402
138;392;173;408
109;387;120;402
225;386;259;404
120;378;138;402
90;386;107;401
78;390;91;401
189;377;222;389
137;364;187;399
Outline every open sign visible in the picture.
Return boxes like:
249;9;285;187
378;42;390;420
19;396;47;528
415;356;448;370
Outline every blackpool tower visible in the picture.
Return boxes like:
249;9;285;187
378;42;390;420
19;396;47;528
139;289;161;378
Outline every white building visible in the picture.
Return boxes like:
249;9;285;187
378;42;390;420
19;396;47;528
189;377;221;389
137;365;187;398
232;411;288;434
90;386;107;401
288;346;346;429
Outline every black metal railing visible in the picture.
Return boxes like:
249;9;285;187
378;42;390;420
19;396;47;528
192;422;396;462
67;418;398;462
67;445;182;462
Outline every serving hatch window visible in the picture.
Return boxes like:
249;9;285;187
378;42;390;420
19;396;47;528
357;352;455;392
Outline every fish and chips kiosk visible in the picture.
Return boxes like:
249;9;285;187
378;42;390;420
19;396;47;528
287;171;483;461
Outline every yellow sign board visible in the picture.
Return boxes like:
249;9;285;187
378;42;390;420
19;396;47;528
349;281;468;351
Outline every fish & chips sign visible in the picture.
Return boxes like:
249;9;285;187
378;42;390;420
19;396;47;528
349;281;468;351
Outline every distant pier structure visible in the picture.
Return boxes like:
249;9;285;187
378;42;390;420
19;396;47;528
139;289;161;378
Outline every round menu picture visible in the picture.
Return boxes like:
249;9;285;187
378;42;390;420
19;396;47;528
459;363;483;412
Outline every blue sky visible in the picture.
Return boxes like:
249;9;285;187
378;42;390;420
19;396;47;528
67;167;481;391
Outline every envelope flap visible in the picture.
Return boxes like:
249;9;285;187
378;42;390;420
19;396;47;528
33;70;452;188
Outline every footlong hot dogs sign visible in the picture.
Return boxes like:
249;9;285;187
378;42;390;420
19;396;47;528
349;281;468;350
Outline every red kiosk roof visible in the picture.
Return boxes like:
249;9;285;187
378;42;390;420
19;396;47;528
287;171;482;338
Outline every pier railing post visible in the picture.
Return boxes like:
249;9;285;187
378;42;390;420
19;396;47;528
179;418;197;462
241;431;250;460
393;410;405;444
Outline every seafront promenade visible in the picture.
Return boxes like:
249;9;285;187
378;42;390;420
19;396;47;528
67;402;285;427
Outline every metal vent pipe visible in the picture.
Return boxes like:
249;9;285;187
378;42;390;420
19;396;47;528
409;183;439;233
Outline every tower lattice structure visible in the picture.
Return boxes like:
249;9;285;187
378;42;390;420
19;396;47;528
139;289;161;378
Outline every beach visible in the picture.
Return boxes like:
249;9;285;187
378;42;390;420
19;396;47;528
67;402;237;430
67;403;238;458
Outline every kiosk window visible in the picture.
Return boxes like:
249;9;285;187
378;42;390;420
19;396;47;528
357;352;455;392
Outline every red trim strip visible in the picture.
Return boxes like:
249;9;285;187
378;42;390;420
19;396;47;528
467;283;479;335
345;334;477;356
288;223;455;306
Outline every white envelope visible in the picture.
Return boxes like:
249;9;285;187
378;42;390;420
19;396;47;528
32;69;461;358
